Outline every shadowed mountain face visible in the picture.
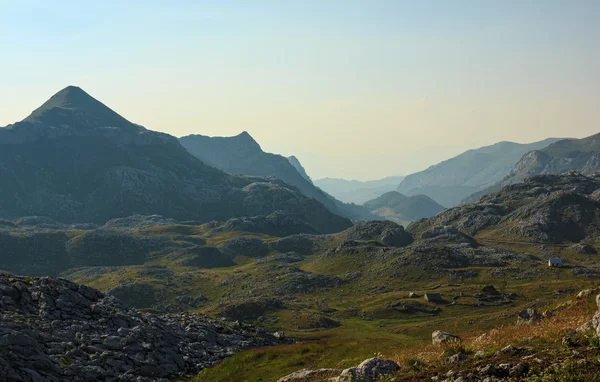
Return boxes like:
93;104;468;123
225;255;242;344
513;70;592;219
396;138;564;207
363;191;444;224
314;176;405;205
179;133;373;220
0;87;352;233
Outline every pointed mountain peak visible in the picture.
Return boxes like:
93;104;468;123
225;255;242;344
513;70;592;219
23;86;137;130
233;131;261;149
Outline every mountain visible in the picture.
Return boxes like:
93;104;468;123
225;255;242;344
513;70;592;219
179;133;373;220
0;86;351;233
463;133;600;204
502;133;600;183
409;172;600;244
287;155;312;182
314;176;405;204
363;191;444;224
396;138;564;207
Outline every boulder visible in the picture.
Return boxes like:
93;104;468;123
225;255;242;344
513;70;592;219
577;288;600;299
432;330;461;344
278;368;340;382
336;358;400;382
481;285;500;296
517;308;542;325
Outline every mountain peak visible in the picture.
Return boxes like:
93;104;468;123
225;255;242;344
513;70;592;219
22;86;136;130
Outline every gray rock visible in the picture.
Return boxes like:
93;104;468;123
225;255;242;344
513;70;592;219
432;330;461;344
336;357;400;381
278;368;341;382
517;308;542;325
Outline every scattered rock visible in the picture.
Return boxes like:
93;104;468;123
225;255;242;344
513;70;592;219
446;352;467;363
336;357;400;382
432;330;461;345
517;308;542;325
278;368;341;382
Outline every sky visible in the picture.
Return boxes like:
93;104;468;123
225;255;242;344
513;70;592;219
1;1;599;180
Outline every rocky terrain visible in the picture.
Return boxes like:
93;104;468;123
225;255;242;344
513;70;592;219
396;139;563;207
0;274;283;381
0;86;351;234
464;133;600;204
410;172;600;243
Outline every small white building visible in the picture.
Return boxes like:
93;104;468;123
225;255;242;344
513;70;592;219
548;257;563;267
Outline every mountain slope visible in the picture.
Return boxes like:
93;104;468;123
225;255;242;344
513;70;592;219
397;138;564;207
505;133;600;183
314;176;405;204
179;133;372;220
0;86;351;233
287;155;312;182
464;133;600;204
363;191;444;223
409;172;600;244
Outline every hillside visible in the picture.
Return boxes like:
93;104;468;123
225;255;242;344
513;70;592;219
363;191;444;224
0;86;351;234
315;176;406;204
397;138;564;207
180;133;373;220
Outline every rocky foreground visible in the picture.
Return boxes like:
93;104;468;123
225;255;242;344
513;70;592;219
0;274;283;381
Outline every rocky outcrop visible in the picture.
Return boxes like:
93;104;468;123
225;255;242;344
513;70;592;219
268;234;318;256
278;357;399;382
214;211;320;237
0;274;282;381
342;221;413;248
410;173;600;243
432;330;461;344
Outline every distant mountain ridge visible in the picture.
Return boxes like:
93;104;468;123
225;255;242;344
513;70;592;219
0;86;352;234
396;138;564;207
179;133;373;220
314;176;405;204
363;191;444;224
463;133;600;203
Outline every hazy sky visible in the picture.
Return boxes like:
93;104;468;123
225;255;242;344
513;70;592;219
1;1;599;180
